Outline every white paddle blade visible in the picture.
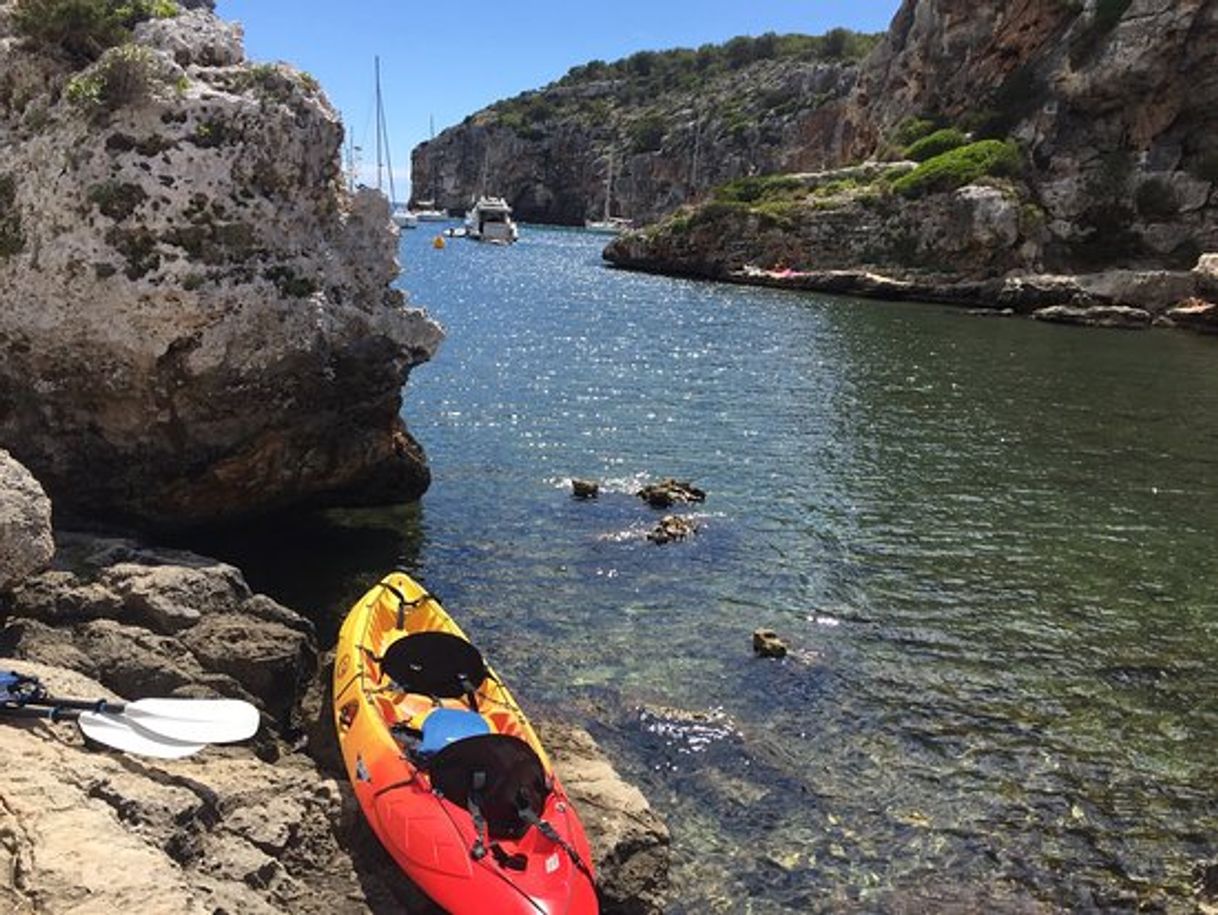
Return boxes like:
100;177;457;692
123;698;261;744
77;711;206;759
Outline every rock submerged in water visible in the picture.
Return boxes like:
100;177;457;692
647;514;698;544
1167;297;1218;334
572;478;600;499
753;628;788;659
637;478;706;509
0;3;443;528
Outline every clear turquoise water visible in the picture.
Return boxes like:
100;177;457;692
214;226;1218;912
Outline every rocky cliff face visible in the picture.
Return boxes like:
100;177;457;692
410;35;876;225
828;0;1218;271
606;0;1218;299
0;3;443;528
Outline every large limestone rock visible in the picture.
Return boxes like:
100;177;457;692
0;3;443;527
0;449;53;591
2;533;316;723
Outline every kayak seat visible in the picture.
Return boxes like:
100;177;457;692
428;734;550;841
381;632;489;705
418;707;491;756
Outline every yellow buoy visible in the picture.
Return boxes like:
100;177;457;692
433;235;445;249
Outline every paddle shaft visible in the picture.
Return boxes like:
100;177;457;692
18;696;129;714
0;704;86;722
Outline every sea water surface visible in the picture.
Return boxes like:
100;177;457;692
221;226;1218;912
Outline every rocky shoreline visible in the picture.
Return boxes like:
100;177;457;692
0;448;671;912
605;252;1218;333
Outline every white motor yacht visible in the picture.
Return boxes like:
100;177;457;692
465;196;519;243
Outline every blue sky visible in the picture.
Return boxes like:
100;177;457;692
214;0;902;195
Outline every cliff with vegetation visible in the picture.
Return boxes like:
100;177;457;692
0;0;443;528
409;30;881;225
605;0;1218;328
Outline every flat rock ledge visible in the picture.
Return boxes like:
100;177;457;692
609;247;1218;337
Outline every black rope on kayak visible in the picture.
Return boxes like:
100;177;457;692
467;770;489;861
490;843;527;871
517;802;596;885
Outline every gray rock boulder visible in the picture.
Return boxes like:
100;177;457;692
0;449;53;591
0;3;443;527
1031;304;1152;329
2;534;316;722
539;722;671;914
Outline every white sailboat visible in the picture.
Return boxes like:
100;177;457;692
411;115;449;221
585;152;630;234
373;56;416;229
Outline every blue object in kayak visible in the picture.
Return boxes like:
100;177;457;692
419;708;490;756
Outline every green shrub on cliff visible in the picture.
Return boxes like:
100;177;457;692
66;44;167;113
714;174;805;204
892;117;939;148
890;140;1023;198
14;0;178;63
904;128;969;162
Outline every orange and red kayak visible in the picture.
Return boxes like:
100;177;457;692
333;572;598;914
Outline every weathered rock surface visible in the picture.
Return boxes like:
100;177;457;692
2;532;317;725
647;515;698;545
752;628;789;659
539;722;671;915
0;661;436;915
1166;296;1218;334
0;449;53;590
0;2;444;527
1031;304;1151;330
637;478;706;509
814;0;1218;271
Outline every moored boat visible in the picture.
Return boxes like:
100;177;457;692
333;572;598;914
465;195;519;243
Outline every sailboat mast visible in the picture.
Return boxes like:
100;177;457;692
375;57;384;194
605;153;613;222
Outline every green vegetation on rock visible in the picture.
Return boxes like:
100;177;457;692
714;174;806;204
0;175;26;258
890;140;1022;198
66;44;168;114
13;0;178;63
562;30;880;92
892;117;939;148
904;128;969;162
488;27;882;150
